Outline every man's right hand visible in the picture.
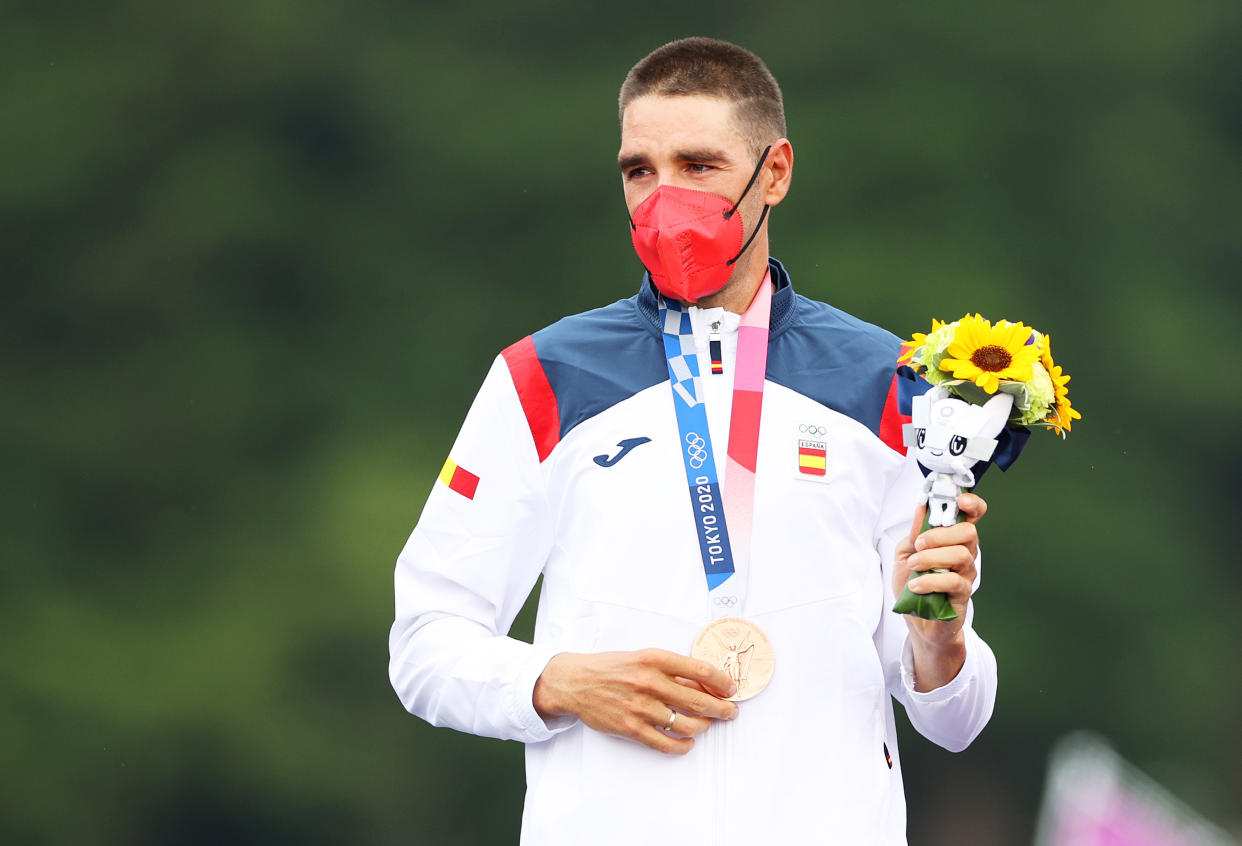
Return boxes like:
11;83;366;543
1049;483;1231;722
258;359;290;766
532;649;740;755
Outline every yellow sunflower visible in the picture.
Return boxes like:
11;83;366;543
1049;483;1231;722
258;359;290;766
1045;392;1082;434
1038;331;1055;373
1039;333;1073;400
1048;361;1071;401
897;318;945;365
1033;331;1080;433
938;314;1041;394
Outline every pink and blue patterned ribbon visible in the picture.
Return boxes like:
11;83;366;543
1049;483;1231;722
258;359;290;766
659;274;771;616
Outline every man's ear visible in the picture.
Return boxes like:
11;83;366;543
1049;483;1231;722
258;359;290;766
762;138;794;207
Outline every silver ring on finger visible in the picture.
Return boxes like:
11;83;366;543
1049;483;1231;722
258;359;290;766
663;709;677;732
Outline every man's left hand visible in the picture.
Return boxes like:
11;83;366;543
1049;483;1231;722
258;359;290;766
893;492;987;691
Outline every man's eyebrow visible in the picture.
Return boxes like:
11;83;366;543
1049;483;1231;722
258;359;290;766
675;149;731;164
618;149;734;171
618;153;647;171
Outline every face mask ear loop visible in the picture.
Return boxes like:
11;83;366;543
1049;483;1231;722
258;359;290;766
726;203;770;266
723;145;773;221
626;207;655;282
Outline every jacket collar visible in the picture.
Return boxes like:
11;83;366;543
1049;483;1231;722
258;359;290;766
635;257;796;336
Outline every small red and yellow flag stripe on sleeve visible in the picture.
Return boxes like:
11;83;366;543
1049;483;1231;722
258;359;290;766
438;457;480;500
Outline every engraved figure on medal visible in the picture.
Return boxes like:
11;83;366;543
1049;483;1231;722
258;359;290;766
692;616;774;701
714;628;755;692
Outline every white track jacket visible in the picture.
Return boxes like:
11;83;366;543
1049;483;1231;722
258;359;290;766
390;259;997;845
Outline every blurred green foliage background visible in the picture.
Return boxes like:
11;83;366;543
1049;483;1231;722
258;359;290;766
4;1;1240;843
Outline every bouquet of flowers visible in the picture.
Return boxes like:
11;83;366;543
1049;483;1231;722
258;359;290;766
893;313;1079;621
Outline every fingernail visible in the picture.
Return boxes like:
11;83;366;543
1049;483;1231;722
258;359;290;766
728;683;738;696
907;553;920;567
728;705;739;720
908;578;923;593
914;536;927;550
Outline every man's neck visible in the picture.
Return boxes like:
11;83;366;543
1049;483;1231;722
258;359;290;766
684;248;770;314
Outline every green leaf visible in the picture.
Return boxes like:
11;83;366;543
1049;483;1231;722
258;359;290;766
892;574;959;621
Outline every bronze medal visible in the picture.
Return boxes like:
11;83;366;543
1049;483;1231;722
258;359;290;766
691;616;774;701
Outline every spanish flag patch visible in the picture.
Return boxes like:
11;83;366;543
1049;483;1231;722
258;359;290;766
438;457;480;500
797;439;827;477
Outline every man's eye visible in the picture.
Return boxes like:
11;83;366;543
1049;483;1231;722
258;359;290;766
625;167;652;180
688;163;713;173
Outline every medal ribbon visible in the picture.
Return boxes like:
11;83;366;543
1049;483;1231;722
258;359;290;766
659;275;771;617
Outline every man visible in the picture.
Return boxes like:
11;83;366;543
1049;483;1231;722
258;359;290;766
390;37;997;844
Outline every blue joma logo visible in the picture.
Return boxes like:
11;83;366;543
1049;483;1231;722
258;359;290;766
593;437;652;467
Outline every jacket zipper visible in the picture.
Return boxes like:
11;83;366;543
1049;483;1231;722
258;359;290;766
709;320;724;375
713;717;724;845
704;312;730;845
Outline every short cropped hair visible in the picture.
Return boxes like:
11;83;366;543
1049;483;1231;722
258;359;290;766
618;37;786;156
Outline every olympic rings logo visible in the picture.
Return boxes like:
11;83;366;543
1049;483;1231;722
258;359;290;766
798;423;827;436
715;595;738;607
685;433;708;469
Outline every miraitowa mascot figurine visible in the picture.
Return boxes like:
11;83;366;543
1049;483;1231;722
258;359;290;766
904;386;1015;527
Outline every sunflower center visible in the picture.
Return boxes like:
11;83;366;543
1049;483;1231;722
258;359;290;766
971;345;1012;372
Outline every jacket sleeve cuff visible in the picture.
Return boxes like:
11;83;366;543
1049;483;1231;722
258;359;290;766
507;646;578;742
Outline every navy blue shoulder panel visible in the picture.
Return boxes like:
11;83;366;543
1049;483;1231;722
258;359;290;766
767;294;903;436
530;296;667;440
528;262;904;441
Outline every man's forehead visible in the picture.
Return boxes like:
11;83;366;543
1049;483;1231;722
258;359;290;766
619;94;747;156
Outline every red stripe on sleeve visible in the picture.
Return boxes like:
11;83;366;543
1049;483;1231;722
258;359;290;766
449;465;480;500
878;372;909;456
501;335;561;463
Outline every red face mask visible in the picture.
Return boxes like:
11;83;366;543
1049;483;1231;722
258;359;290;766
629;146;772;303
